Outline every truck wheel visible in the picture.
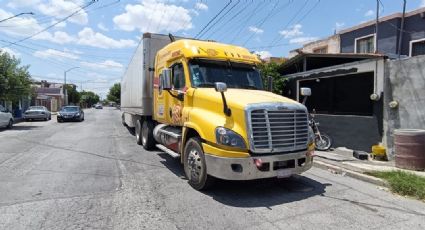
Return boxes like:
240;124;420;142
135;119;143;145
141;120;155;150
183;137;215;190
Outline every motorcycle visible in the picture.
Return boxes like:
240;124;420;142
300;88;332;151
309;110;333;151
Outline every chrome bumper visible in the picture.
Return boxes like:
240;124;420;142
204;151;313;180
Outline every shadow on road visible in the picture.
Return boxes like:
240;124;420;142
203;176;329;208
158;153;186;178
158;152;329;207
0;125;40;132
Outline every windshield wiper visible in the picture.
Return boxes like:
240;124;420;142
197;82;215;87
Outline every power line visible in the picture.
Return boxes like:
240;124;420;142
199;0;241;39
229;1;267;43
268;0;310;47
0;12;34;24
213;1;252;41
195;0;233;39
242;0;281;46
269;0;320;47
2;0;98;49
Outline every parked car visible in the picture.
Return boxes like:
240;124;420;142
23;106;51;121
0;105;13;129
57;106;84;122
95;104;103;109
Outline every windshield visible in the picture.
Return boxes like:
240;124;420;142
61;107;78;112
29;106;44;110
189;59;263;90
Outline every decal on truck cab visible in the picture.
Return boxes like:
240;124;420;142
157;104;164;118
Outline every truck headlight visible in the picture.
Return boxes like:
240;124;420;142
215;127;246;149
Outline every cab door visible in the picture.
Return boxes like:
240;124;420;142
168;62;186;126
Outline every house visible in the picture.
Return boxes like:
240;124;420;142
279;7;425;159
290;7;425;58
32;80;65;112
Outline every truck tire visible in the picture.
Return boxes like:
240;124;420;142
183;137;215;190
121;114;126;126
135;119;143;145
141;120;155;150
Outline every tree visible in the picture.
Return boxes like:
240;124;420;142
0;51;33;105
258;62;287;95
107;83;120;104
65;84;80;105
80;91;99;107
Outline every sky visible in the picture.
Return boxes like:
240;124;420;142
0;0;424;97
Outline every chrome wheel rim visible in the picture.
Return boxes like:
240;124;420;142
187;148;203;183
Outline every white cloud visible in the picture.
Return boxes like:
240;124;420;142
335;22;345;32
77;27;137;49
52;20;67;28
34;31;76;44
97;23;109;32
38;0;89;25
34;49;79;60
80;60;124;71
279;24;303;38
0;9;43;37
7;0;40;8
249;26;264;34
364;10;374;17
195;2;208;11
254;51;272;60
113;0;193;33
421;0;425;7
1;48;20;57
289;37;318;45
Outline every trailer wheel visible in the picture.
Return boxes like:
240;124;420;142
135;119;143;145
141;120;155;150
183;137;215;190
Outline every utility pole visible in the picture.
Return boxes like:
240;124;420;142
64;67;79;106
0;12;34;24
375;0;380;53
398;0;407;59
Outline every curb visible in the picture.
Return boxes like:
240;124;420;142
313;160;388;187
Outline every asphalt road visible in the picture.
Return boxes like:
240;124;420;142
0;107;424;230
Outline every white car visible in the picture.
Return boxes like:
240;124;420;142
0;105;14;129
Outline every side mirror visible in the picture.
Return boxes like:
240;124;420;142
214;82;231;116
214;82;227;93
300;87;311;96
161;68;172;90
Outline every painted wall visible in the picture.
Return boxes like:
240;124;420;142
383;55;425;160
340;18;400;55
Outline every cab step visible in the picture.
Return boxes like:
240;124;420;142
156;144;180;158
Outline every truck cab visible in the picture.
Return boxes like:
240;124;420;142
122;34;314;190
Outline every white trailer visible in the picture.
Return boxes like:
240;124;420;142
121;33;175;127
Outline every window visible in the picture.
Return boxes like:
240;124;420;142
313;46;328;54
172;63;185;90
355;34;375;53
410;39;425;57
188;59;263;90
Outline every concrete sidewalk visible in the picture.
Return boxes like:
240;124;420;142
312;148;425;187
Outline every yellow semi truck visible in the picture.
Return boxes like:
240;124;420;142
121;33;315;190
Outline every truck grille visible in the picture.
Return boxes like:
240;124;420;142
249;109;309;153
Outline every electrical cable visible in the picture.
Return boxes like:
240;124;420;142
195;0;233;39
2;0;97;49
